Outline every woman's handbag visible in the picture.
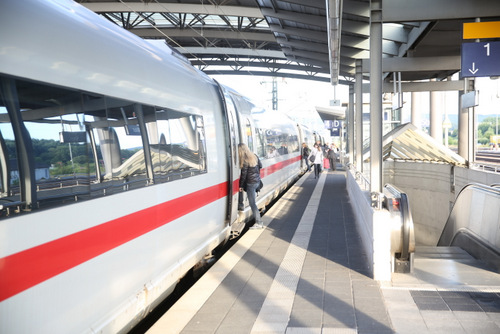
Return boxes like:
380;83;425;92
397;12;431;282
256;180;263;193
309;154;315;163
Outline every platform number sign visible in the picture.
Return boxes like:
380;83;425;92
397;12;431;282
461;41;500;78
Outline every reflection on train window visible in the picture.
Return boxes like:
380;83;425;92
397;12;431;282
100;100;147;192
169;111;206;178
255;127;266;159
150;109;172;179
288;133;299;153
252;111;299;159
0;76;207;218
245;118;253;152
149;109;207;182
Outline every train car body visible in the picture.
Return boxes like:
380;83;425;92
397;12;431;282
0;1;305;333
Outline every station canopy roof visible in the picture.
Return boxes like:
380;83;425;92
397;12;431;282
363;123;467;166
78;0;500;86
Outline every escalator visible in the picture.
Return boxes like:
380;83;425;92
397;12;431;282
437;183;500;272
391;183;500;288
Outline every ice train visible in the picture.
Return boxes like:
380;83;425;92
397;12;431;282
0;1;319;333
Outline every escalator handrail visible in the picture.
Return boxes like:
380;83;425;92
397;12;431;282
399;193;411;260
438;182;500;246
384;183;413;260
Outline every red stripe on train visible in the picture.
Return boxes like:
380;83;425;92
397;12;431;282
261;155;301;177
0;155;300;302
0;182;227;302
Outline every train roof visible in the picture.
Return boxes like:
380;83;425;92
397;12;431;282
0;0;217;114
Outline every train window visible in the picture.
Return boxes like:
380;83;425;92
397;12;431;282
0;106;21;211
288;133;299;153
147;108;207;182
254;127;266;159
98;99;147;192
264;129;282;156
28;112;94;201
0;76;207;218
169;111;206;177
12;84;94;209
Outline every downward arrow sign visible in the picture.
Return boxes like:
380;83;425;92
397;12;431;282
469;62;479;74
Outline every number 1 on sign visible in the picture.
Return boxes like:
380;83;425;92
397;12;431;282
484;43;490;56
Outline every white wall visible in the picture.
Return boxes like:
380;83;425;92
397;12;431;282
347;171;397;282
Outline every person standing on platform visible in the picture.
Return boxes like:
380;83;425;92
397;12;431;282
301;142;311;172
315;140;323;155
238;143;263;229
309;143;323;179
327;144;337;171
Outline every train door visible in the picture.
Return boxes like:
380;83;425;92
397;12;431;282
218;87;243;237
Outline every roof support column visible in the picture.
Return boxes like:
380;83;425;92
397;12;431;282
355;59;363;171
348;84;355;165
411;92;421;130
430;79;443;143
370;0;383;193
459;78;475;162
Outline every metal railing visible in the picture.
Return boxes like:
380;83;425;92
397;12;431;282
347;163;370;191
471;162;500;173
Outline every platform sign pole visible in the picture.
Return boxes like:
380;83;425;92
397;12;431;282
370;0;383;194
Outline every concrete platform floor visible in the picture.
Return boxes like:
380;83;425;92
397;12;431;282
147;171;500;334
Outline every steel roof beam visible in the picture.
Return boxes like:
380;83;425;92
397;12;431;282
175;47;286;59
81;2;264;18
381;80;465;93
278;0;326;10
190;59;328;73
260;8;327;28
284;55;329;68
343;1;370;18
268;24;327;42
275;37;328;53
282;48;328;63
383;0;500;22
132;28;276;42
361;56;460;73
203;70;332;82
382;24;409;44
341;35;369;50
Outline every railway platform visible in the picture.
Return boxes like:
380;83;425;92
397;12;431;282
146;169;500;334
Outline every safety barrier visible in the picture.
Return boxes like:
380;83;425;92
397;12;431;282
346;164;415;279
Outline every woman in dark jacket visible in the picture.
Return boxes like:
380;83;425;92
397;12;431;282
238;143;263;229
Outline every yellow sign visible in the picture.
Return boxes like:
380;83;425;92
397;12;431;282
463;21;500;39
442;118;452;129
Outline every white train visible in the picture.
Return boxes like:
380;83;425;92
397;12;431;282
0;1;319;333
